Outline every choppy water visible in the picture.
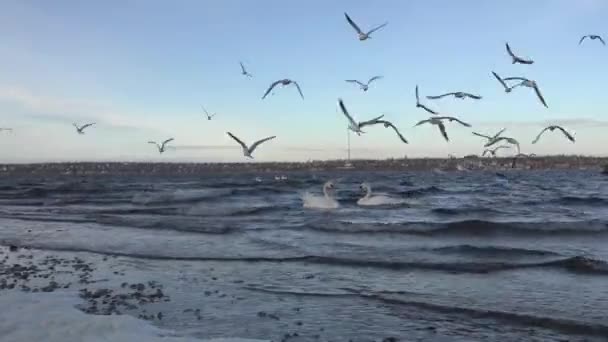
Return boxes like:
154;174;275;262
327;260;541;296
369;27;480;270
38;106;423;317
1;170;607;341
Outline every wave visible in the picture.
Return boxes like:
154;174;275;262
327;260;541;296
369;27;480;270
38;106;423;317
430;245;560;257
398;186;444;197
131;188;233;205
555;195;608;206
299;219;608;237
431;207;501;216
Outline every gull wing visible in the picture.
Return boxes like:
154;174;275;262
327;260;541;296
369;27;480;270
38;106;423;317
505;42;515;58
292;81;304;99
344;12;363;34
532;82;548;108
239;62;246;73
599;36;606;45
426;93;454;100
482;149;491;157
338;98;359;128
359;114;385;128
226;132;248;150
415;85;420;103
492;71;510;91
503;77;529;82
346;80;365;87
378;120;408;144
492;128;506;139
414;119;431;127
147;141;158;145
555;125;575;142
531;127;550;144
81;123;96;130
484;136;503;148
437;121;449;141
367;22;388;35
367;75;383;84
73;123;79;129
463;93;482;99
249;135;276;154
201;105;211;117
161;138;174;148
579;35;588;45
417;103;438;115
438;116;471;127
472;132;492;140
262;80;281;99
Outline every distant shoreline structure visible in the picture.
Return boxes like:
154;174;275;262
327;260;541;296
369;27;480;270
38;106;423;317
0;155;606;176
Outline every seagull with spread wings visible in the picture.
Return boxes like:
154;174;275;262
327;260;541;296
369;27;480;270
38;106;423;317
473;128;506;142
148;138;174;154
338;98;384;136
344;12;388;41
532;125;575;144
485;136;520;154
262;79;304;100
415;85;438;115
345;76;383;92
226;132;276;159
426;92;482;100
579;35;605;45
505;43;534;64
502;77;548;108
414;116;471;142
239;62;253;77
73;123;95;135
201;105;217;121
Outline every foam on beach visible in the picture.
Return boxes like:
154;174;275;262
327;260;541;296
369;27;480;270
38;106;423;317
0;291;267;342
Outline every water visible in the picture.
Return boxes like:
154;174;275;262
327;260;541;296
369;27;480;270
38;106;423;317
0;170;607;341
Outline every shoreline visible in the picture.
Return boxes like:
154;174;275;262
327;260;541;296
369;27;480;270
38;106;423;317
0;155;606;176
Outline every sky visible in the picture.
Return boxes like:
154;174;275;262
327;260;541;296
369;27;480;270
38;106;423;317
0;0;607;163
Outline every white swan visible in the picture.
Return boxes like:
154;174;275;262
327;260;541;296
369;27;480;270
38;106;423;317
302;181;339;209
357;182;404;206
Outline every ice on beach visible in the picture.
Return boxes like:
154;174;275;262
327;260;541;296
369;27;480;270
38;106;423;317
0;291;268;342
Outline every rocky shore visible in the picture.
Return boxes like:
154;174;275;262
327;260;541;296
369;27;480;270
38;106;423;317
0;155;606;176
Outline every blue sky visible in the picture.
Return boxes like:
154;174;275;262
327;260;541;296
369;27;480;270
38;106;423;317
0;0;607;162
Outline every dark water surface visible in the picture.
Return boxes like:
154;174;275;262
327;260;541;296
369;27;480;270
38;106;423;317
0;170;607;341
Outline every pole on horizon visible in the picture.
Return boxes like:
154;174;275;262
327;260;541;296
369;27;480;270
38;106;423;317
347;127;351;161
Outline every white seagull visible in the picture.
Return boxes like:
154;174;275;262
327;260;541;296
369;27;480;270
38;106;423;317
148;138;174;154
472;128;506;142
579;35;605;45
73;123;95;134
414;116;470;142
502;77;548;108
226;132;276;159
345;76;383;92
532;125;575;144
240;62;253;77
485;136;520;154
338;98;385;136
344;12;388;41
426;92;482;100
506;42;534;64
201;105;217;120
262;79;304;100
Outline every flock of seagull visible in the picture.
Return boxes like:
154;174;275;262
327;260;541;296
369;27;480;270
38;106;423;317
3;13;602;161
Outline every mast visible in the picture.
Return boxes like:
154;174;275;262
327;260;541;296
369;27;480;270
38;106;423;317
347;127;351;161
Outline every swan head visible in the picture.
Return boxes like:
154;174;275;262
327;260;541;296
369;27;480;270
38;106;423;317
323;181;335;191
359;182;371;195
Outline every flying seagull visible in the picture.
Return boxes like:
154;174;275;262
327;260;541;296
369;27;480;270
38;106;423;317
415;85;438;115
262;79;304;100
239;62;253;77
226;132;276;159
426;92;482;100
148;138;174;154
73;123;95;134
473;128;506;142
344;12;388;41
505;42;534;64
503;77;548;108
414;117;450;141
532;125;575;144
485;136;520;154
579;35;605;45
370;120;408;144
482;145;511;157
338;98;385;136
492;71;512;93
422;116;472;127
345;76;383;92
201;105;217;120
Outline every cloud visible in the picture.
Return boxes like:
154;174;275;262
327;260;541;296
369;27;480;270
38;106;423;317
0;85;156;131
